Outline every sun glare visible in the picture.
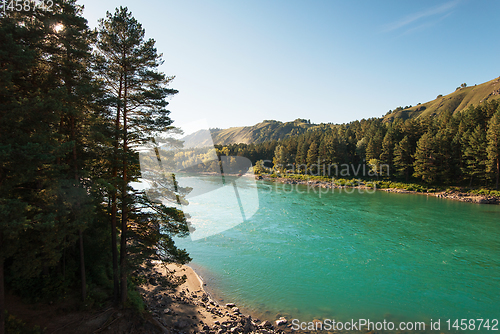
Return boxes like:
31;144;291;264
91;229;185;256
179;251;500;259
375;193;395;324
53;23;64;33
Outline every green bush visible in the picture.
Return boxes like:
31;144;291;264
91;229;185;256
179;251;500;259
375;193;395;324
85;285;111;310
405;184;426;192
126;288;145;312
9;273;73;303
5;312;45;334
469;189;500;197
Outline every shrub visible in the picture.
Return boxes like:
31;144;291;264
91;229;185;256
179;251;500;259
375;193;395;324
126;288;145;312
5;312;45;334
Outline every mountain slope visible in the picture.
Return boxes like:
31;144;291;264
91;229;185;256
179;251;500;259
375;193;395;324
182;119;320;146
181;76;500;147
383;76;500;121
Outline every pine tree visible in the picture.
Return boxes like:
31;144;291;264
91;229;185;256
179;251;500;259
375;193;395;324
317;133;335;165
272;145;287;173
0;4;94;326
0;14;41;331
0;6;65;327
365;128;384;161
433;126;456;184
284;136;298;163
393;136;413;182
486;110;500;189
295;140;308;174
380;130;395;176
306;141;319;175
318;136;329;165
463;125;487;186
95;7;183;304
413;132;437;183
355;137;367;163
45;0;99;302
334;129;350;166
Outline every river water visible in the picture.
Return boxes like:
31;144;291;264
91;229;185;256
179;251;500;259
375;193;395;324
172;177;500;332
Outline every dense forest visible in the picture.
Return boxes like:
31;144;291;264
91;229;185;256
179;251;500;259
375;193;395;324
0;1;192;332
216;101;500;189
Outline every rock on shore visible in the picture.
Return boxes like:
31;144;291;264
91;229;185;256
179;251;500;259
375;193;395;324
257;175;499;205
382;188;499;204
138;264;291;334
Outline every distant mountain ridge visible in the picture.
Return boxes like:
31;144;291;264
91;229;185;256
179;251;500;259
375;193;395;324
181;76;500;147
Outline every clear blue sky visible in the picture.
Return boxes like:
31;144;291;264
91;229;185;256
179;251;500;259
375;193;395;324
81;0;500;132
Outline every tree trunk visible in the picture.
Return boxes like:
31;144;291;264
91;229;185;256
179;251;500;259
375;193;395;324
110;192;119;302
0;233;4;334
110;74;123;303
120;79;128;305
71;115;86;301
120;156;128;304
496;158;499;190
78;229;86;301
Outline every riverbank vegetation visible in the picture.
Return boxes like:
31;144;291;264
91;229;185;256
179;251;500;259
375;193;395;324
216;100;500;193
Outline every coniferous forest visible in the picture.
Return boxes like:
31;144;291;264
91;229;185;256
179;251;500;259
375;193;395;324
216;101;500;190
0;2;191;332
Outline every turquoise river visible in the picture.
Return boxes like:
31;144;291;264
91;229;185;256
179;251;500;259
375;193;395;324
172;176;500;332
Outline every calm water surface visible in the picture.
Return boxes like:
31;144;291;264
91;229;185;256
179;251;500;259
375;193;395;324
173;178;500;331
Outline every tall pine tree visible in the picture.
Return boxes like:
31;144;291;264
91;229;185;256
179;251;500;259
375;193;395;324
486;110;500;189
413;131;437;184
393;136;413;182
463;125;488;186
95;6;185;305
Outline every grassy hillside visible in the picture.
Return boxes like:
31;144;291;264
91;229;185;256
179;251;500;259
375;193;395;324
182;119;324;146
211;119;317;144
384;76;500;121
181;76;500;147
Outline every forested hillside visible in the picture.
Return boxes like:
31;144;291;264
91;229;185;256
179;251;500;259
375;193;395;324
216;101;500;189
181;77;500;148
0;2;191;332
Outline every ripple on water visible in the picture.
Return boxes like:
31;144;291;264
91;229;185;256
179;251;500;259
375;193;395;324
174;177;500;329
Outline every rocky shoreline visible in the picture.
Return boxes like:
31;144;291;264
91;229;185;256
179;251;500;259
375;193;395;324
257;175;499;205
381;187;499;204
139;264;292;334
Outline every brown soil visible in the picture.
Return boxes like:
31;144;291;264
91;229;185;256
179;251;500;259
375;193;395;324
5;292;165;334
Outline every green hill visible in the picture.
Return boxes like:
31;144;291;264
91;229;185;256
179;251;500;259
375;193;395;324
211;119;319;144
182;119;324;146
383;76;500;121
181;76;500;147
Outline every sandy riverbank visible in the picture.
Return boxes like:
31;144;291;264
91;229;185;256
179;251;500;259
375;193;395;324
138;263;290;334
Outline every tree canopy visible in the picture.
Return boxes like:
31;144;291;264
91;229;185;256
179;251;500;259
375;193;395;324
0;2;191;331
